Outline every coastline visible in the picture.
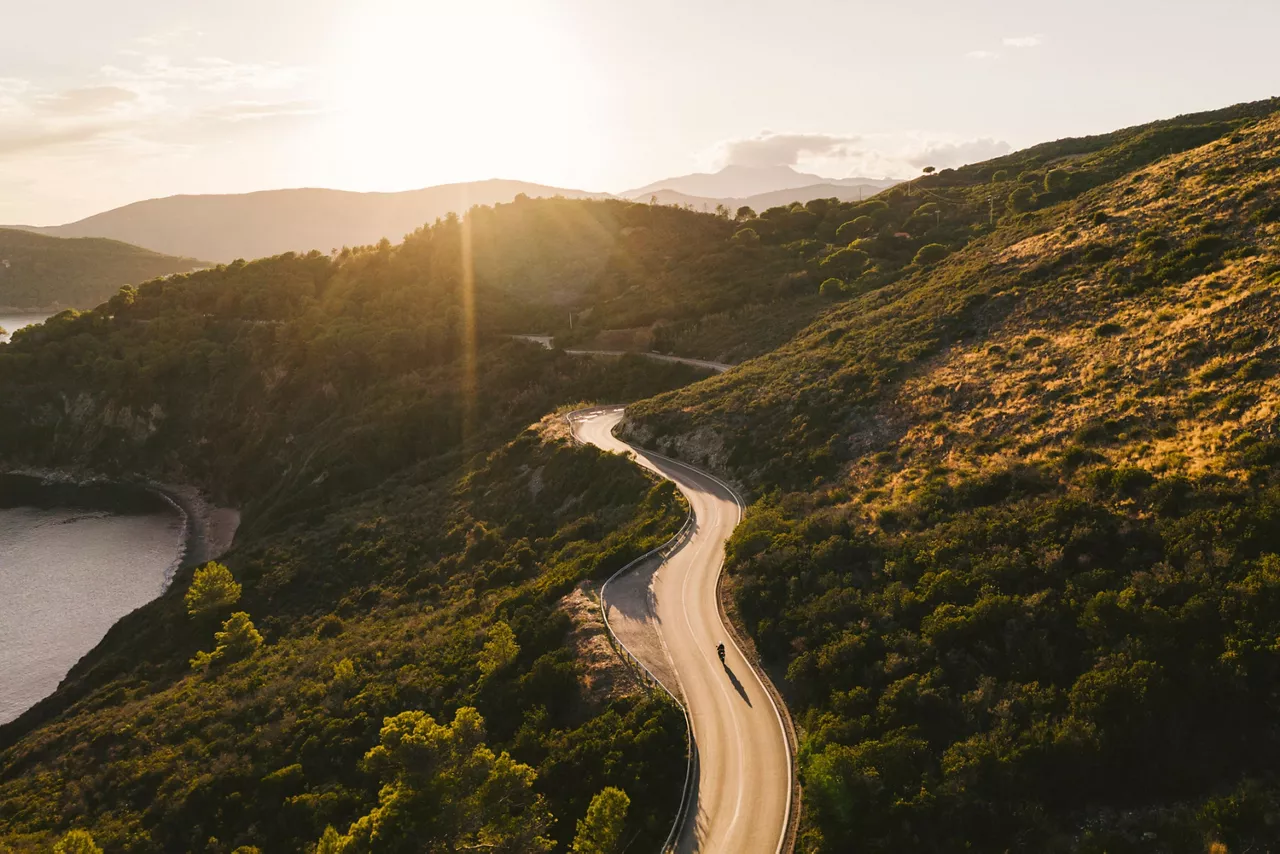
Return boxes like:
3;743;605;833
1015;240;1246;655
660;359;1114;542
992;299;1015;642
0;467;239;587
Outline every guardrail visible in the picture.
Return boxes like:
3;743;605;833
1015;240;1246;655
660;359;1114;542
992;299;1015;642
564;407;698;854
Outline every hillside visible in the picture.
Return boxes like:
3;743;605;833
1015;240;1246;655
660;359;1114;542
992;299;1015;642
0;224;718;852
14;180;606;264
0;229;202;311
4;96;1280;853
624;100;1280;850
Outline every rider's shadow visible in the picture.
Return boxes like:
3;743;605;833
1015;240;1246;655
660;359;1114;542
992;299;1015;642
722;664;752;707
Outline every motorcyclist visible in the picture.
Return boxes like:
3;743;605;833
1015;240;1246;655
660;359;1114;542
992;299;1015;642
716;643;726;664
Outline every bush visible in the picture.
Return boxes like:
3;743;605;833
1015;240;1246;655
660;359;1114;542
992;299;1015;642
835;216;874;241
820;247;870;278
53;831;102;854
1007;186;1037;213
819;278;847;299
731;227;760;244
913;243;949;266
1044;168;1071;194
991;169;1009;182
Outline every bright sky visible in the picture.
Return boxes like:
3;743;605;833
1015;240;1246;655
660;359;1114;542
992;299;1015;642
2;0;1278;224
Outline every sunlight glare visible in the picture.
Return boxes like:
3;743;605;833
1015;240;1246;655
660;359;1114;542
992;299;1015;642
327;0;604;191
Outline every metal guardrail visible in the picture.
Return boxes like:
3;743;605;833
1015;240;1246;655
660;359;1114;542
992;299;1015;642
564;407;698;854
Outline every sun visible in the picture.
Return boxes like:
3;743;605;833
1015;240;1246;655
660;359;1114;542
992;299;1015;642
324;0;605;192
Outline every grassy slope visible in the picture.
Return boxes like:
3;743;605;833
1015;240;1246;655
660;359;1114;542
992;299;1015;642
0;229;203;311
626;105;1280;851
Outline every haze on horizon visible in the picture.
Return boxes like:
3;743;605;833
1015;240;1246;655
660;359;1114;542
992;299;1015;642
3;0;1278;225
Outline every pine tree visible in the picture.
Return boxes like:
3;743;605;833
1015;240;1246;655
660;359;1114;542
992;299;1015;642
184;561;242;616
572;787;630;854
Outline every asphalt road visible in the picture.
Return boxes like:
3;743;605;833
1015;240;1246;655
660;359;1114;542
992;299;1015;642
571;407;790;854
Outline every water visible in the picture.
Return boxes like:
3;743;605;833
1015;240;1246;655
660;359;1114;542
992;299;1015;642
0;495;184;724
0;313;53;344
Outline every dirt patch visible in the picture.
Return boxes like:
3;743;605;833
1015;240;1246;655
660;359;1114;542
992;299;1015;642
558;581;645;703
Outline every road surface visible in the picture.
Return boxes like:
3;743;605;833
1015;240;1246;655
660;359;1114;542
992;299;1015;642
570;407;791;854
511;335;732;373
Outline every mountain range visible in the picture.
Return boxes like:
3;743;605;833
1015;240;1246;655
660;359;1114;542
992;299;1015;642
9;167;901;265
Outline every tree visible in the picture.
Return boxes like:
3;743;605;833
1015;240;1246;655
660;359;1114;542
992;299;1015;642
333;707;553;853
478;621;519;676
572;787;630;854
714;204;729;219
735;205;756;221
191;611;263;669
184;561;242;616
731;227;760;245
922;166;936;174
53;831;102;854
913;243;949;266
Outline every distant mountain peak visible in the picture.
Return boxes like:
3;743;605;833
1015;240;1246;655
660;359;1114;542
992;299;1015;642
622;164;898;202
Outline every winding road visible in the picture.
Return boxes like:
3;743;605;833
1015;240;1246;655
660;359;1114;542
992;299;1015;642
570;407;791;854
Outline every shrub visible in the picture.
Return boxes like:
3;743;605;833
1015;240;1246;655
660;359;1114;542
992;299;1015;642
731;227;760;244
819;278;847;299
1092;210;1111;225
913;244;949;266
53;831;102;854
1007;186;1036;213
1044;168;1071;193
820;247;870;277
991;169;1009;182
835;216;874;241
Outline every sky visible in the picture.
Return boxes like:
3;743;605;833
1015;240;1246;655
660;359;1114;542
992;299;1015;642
2;0;1278;224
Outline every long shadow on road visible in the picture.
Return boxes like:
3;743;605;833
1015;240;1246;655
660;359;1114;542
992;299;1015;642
723;664;752;707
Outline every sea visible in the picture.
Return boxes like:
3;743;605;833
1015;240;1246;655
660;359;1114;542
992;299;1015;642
0;312;54;344
0;477;186;724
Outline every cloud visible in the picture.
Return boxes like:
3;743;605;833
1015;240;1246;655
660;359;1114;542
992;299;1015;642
33;86;139;115
0;125;116;157
98;56;305;92
905;138;1012;169
0;53;310;162
710;130;1013;179
1003;35;1043;48
965;50;999;60
716;132;863;168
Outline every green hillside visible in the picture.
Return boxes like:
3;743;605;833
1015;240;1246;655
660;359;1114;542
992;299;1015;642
3;96;1280;853
0;229;203;311
626;103;1280;850
0;235;710;852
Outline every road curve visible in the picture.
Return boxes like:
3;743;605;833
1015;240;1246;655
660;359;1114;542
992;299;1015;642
570;407;791;854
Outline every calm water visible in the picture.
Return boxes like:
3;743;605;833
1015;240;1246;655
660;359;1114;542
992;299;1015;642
0;503;184;724
0;313;53;344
